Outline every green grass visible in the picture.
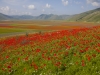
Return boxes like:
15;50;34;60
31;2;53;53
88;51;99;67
0;28;26;34
0;27;53;37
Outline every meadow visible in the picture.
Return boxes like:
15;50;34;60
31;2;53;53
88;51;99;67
0;20;98;31
0;21;98;37
0;21;100;75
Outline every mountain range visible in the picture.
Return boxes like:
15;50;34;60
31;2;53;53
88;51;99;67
0;13;71;20
0;8;100;22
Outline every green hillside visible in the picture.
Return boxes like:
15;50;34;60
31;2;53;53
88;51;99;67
67;8;100;22
35;14;70;20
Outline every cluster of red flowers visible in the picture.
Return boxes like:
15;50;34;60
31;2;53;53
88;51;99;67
0;26;100;74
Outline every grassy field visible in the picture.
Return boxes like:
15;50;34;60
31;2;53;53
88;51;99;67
0;21;99;34
0;27;51;38
0;28;26;34
0;25;100;75
0;20;100;38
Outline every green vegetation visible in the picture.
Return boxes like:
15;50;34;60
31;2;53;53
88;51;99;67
0;28;26;34
67;8;100;22
0;26;100;75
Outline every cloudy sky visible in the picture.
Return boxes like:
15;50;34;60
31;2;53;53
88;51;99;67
0;0;100;16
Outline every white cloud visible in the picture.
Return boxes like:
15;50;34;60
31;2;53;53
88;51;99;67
62;0;68;6
0;6;12;15
81;6;84;9
74;1;81;4
0;6;10;11
0;6;10;15
42;9;45;12
87;0;100;6
0;6;32;15
23;5;26;8
28;5;35;9
46;3;51;8
92;2;99;6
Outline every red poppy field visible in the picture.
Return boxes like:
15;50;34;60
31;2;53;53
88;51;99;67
0;21;100;75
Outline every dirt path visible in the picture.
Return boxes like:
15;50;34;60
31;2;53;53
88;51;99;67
0;30;53;38
0;32;37;38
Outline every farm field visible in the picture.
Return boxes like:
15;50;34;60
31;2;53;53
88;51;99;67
0;21;99;37
0;28;26;34
0;21;100;75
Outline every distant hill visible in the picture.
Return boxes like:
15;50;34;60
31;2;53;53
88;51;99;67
0;13;70;20
11;15;35;20
0;13;36;20
35;14;70;20
11;14;70;20
0;8;100;22
0;13;13;20
67;8;100;22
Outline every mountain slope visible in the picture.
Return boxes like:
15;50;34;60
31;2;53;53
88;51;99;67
11;15;35;20
0;13;12;20
0;13;70;20
67;8;100;22
35;14;70;20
